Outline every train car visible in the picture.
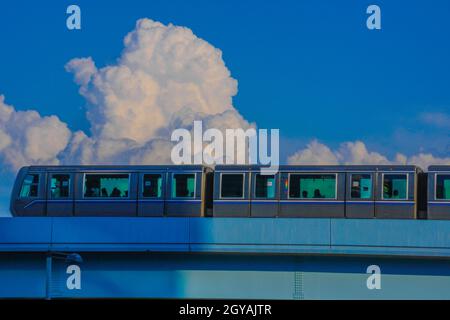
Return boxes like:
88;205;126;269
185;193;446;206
10;165;213;217
212;165;278;217
10;164;443;219
427;165;450;220
213;165;422;219
355;165;420;219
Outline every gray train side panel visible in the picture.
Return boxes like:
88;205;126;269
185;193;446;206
251;202;278;217
428;205;450;220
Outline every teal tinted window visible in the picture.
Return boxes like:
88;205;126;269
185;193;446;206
383;174;407;199
51;174;70;199
289;174;336;199
351;174;372;199
172;174;195;198
20;174;39;198
255;174;275;199
84;174;129;198
436;175;450;200
143;174;162;198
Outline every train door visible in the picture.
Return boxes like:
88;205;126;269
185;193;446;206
375;171;415;219
250;171;279;217
137;171;166;217
345;172;375;218
428;171;450;220
166;170;204;217
213;170;250;217
46;173;74;216
13;171;46;216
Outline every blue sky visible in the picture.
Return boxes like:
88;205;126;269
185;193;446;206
0;0;449;160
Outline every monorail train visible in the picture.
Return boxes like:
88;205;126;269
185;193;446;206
9;165;450;219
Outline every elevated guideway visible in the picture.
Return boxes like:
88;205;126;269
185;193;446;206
1;217;450;299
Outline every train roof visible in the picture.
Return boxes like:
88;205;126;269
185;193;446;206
214;164;422;172
25;165;212;172
23;164;425;173
428;165;450;172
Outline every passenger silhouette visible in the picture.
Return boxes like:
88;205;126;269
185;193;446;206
179;185;189;197
111;187;121;197
393;190;399;198
314;189;322;198
302;190;308;198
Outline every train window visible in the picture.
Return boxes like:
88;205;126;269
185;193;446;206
50;174;70;198
382;174;407;200
19;174;39;198
289;174;336;199
350;174;372;199
436;174;450;200
143;174;162;198
84;174;129;198
255;174;276;199
221;174;244;198
172;174;196;198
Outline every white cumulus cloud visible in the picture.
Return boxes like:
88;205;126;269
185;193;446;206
65;18;238;144
288;139;450;169
0;18;251;173
287;140;338;165
0;95;71;171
